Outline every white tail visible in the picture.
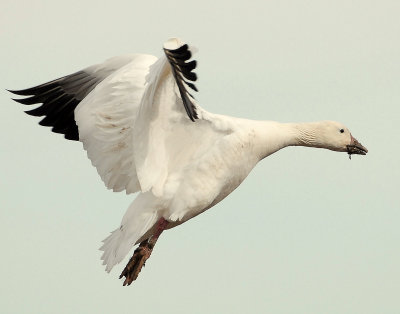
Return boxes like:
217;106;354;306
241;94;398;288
100;193;160;272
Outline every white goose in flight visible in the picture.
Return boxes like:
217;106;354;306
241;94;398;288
9;38;368;286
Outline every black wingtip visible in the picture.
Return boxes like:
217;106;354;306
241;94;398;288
24;107;43;117
8;88;34;96
164;46;192;61
9;76;83;141
163;41;200;121
185;81;198;92
181;71;197;82
164;43;189;54
11;96;38;105
8;89;30;96
11;97;21;103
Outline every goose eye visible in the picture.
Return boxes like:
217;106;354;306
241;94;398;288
340;129;344;133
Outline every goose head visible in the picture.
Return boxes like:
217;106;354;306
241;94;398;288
314;121;368;157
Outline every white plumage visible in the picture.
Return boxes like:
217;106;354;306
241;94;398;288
10;38;367;283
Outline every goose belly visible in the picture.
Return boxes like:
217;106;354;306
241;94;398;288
166;134;258;222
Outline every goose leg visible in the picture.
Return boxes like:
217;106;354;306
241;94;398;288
119;218;168;286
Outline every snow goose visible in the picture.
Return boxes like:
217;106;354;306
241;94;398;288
9;38;368;285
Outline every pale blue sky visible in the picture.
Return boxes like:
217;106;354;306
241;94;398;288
1;0;399;313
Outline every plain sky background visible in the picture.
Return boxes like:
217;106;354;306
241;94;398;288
1;0;399;313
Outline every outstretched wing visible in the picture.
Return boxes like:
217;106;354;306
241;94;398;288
11;38;231;197
74;53;158;193
9;55;143;140
75;38;209;196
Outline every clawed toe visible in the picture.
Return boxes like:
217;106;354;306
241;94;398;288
119;218;168;286
119;241;152;286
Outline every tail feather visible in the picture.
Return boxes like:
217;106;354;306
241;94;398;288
100;228;125;272
99;195;160;272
